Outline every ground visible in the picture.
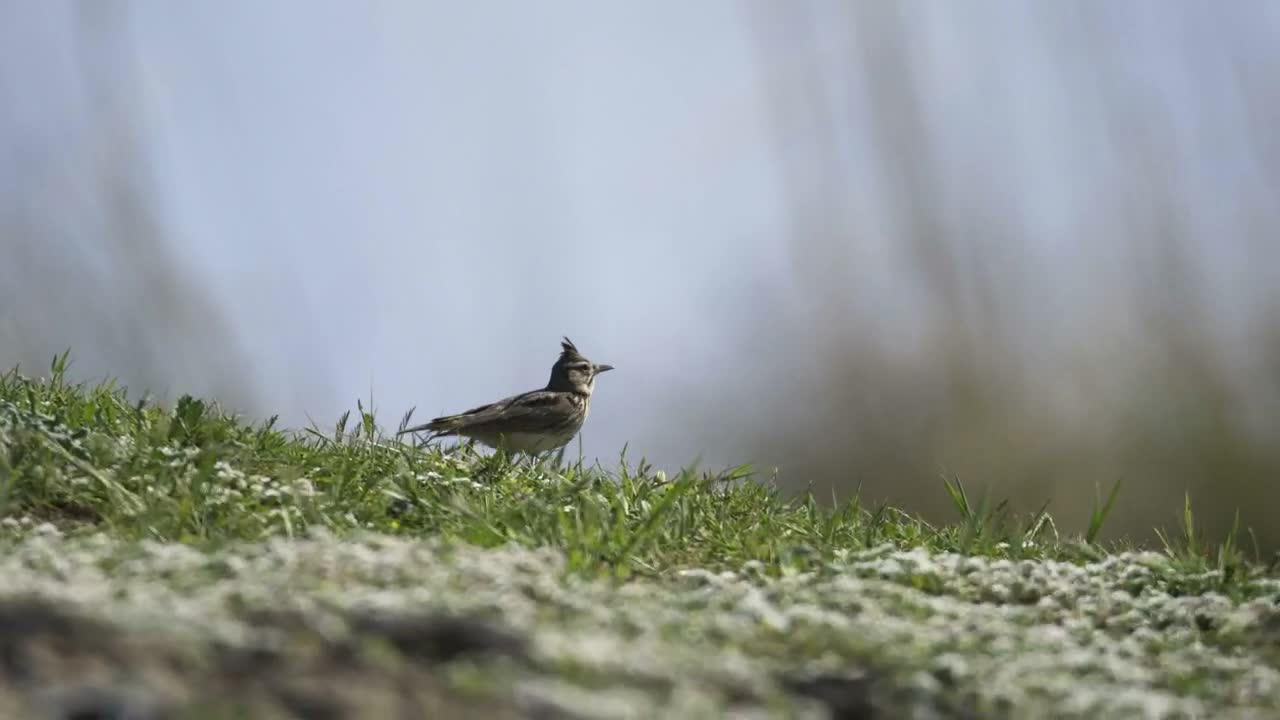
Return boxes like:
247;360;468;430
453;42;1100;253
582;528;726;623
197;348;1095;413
0;356;1277;719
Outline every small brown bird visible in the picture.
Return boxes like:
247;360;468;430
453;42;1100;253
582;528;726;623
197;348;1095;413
397;337;614;454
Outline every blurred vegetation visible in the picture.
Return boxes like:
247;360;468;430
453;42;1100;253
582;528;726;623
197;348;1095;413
0;2;256;412
739;2;1280;549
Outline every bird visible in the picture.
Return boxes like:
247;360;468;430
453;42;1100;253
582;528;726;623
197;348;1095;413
397;337;614;455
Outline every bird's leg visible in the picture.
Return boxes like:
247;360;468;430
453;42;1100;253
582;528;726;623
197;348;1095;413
527;450;550;474
516;450;544;476
497;446;529;475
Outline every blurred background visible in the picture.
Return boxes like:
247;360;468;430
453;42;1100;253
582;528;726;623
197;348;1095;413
2;1;1278;547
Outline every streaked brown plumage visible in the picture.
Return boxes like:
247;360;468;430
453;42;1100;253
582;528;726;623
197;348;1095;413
398;337;613;454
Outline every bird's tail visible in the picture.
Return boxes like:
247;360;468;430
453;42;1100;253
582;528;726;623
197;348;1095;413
395;422;432;437
396;414;460;438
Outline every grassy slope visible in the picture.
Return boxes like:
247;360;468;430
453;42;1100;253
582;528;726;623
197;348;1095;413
1;357;1278;719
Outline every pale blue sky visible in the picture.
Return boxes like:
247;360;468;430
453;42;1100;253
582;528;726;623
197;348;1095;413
3;1;1278;474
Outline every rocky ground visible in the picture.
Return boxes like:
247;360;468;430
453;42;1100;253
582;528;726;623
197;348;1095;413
3;527;1279;719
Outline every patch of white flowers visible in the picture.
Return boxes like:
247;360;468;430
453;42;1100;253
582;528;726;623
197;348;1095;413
0;529;1277;719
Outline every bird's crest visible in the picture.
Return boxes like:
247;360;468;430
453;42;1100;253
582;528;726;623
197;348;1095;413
560;336;583;360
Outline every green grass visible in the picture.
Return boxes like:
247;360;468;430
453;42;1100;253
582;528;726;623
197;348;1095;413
1;353;1263;579
2;354;1279;718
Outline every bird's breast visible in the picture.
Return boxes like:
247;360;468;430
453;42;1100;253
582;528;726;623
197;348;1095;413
478;428;580;454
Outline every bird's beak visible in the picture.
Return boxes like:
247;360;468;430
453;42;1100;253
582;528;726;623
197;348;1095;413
594;363;615;374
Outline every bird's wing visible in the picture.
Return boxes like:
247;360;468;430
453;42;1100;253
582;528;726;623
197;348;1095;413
447;391;582;434
398;391;580;436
